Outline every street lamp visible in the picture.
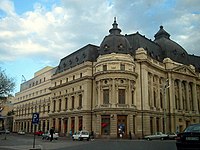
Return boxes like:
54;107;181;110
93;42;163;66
163;79;170;134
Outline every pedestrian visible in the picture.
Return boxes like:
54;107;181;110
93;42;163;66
129;131;132;140
69;130;72;137
50;127;54;141
90;131;94;141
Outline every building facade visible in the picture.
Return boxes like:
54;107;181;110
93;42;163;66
13;66;56;133
13;19;200;138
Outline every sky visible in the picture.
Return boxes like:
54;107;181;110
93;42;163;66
0;0;200;94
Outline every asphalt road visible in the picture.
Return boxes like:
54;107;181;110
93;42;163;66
0;133;177;150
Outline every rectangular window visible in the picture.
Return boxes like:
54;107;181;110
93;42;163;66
65;97;68;110
101;115;110;135
78;116;83;131
53;100;56;112
131;91;134;105
59;99;62;111
119;89;125;104
71;96;75;109
43;104;45;113
58;118;61;133
103;89;109;104
120;64;125;71
103;65;107;71
79;94;82;108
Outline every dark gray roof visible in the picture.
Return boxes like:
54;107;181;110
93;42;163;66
55;44;99;74
154;26;190;65
125;32;163;61
54;20;200;74
99;18;131;55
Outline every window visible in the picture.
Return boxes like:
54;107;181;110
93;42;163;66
60;80;62;85
131;91;134;105
79;117;83;131
103;89;109;104
71;96;75;109
120;64;125;71
80;73;82;78
150;117;153;134
43;104;45;113
53;100;56;112
103;65;107;71
156;118;160;132
101;115;110;135
73;75;75;80
79;94;82;108
160;92;163;108
59;99;62;111
118;89;125;104
65;98;68;110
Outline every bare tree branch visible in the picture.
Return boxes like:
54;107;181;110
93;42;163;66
0;68;15;97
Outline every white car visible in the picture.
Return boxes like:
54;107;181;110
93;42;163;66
144;132;168;140
42;132;59;140
72;130;90;141
18;130;25;135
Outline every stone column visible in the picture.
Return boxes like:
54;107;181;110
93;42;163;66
97;81;101;106
192;83;198;112
128;80;132;106
111;79;115;105
178;80;183;110
157;77;160;109
185;82;190;111
151;75;154;107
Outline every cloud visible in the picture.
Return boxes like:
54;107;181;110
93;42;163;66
0;0;200;66
0;0;15;16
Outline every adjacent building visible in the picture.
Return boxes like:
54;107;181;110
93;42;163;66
13;19;200;138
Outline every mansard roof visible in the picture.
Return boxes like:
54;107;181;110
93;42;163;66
55;44;99;74
99;18;131;55
55;20;200;74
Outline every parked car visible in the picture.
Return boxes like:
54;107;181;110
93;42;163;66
176;124;200;150
18;130;25;135
144;132;168;140
42;131;59;140
34;130;44;136
0;129;10;134
72;130;90;141
166;132;177;140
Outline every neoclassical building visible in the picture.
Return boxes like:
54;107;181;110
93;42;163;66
13;19;200;138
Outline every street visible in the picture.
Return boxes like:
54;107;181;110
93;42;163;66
0;133;177;150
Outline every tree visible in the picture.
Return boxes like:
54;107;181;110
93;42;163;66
0;68;15;97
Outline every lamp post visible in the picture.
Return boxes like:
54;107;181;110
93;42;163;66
163;79;170;134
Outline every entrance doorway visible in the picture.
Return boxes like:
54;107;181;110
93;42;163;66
117;115;127;138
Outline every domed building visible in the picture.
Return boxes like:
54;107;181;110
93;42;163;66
13;19;200;139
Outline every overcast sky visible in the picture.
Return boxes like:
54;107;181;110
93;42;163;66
0;0;200;93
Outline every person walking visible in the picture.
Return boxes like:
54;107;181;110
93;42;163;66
50;127;54;141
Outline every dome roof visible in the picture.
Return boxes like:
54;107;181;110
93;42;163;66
154;26;189;64
99;18;131;55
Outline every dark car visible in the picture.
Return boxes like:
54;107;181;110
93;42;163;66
176;124;200;150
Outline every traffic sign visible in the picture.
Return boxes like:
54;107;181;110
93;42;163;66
32;113;39;124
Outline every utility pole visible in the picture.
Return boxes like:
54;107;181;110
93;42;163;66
163;79;169;134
